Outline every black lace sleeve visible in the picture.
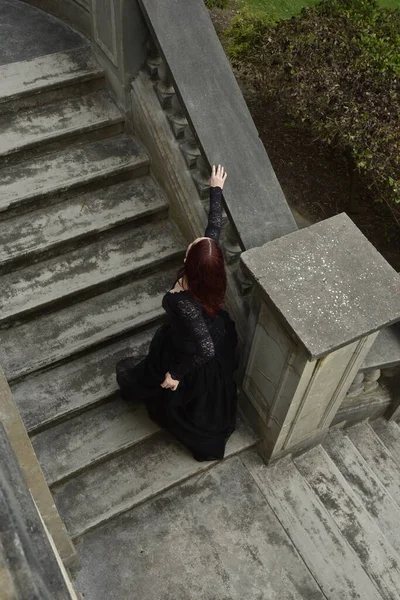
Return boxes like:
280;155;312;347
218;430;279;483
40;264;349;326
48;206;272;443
204;186;223;242
169;297;215;381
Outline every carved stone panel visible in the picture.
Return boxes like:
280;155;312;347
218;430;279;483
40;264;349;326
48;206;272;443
92;0;118;67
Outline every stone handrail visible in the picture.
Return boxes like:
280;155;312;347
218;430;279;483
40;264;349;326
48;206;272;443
137;0;297;252
0;367;77;569
0;422;78;600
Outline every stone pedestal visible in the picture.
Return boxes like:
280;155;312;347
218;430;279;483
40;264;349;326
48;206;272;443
240;214;400;462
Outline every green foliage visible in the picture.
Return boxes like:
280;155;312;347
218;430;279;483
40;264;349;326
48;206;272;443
225;8;276;59
204;0;230;9
227;0;400;211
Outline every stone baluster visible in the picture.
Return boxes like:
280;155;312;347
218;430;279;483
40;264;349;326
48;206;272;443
192;155;210;200
363;368;381;393
180;125;201;169
155;60;175;109
346;371;366;398
167;95;188;140
222;220;243;265
146;39;162;80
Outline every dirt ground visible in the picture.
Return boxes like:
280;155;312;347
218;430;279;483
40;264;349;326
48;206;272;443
209;6;400;271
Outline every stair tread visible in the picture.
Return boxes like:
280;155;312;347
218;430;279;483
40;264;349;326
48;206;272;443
371;418;400;467
324;427;400;556
347;422;400;508
0;90;122;158
32;399;160;487
0;219;184;325
52;415;257;539
0;47;103;104
11;327;158;434
74;455;325;600
0;135;149;215
2;267;174;382
242;450;383;600
0;176;168;269
295;445;400;600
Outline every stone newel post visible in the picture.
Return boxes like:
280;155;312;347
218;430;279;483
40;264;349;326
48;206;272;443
239;214;400;463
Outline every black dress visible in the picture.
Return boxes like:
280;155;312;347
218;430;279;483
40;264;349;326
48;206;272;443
116;186;238;462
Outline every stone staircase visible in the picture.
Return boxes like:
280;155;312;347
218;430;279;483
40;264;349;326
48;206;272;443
243;417;400;599
0;46;256;546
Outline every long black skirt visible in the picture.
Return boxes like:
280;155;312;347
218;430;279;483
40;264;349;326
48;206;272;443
116;310;238;462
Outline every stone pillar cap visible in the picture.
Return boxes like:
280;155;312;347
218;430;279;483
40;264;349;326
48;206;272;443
241;213;400;359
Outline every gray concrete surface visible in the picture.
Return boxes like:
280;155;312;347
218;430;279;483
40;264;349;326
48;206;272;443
296;445;400;600
241;213;400;359
0;46;103;111
0;0;85;66
52;418;257;540
74;455;324;600
0;90;122;161
2;267;173;381
243;450;384;600
0;176;168;270
0;218;184;328
0;135;149;216
363;325;400;370
10;327;156;432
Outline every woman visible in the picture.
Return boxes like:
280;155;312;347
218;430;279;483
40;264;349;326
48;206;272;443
116;165;238;462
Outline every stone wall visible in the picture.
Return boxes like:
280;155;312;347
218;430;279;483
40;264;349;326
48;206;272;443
22;0;91;36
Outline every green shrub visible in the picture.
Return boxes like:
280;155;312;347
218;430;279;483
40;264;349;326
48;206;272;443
204;0;230;9
225;8;276;60
227;0;400;213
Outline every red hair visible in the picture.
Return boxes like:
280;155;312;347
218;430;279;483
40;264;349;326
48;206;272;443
179;238;226;317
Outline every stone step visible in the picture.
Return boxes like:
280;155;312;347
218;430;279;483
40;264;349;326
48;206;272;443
0;47;104;113
74;455;325;600
371;419;400;467
2;267;174;382
295;446;400;600
52;414;257;540
242;451;383;600
0;269;176;382
0;176;169;274
0;135;149;219
0;91;124;165
32;400;160;487
346;422;400;510
11;327;158;435
0;219;184;327
324;427;400;556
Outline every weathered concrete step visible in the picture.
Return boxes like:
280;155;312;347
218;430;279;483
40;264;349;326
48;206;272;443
52;414;257;540
0;47;104;112
0;135;149;218
0;219;184;327
242;451;383;600
32;400;160;487
0;176;169;273
295;446;400;600
371;418;400;468
74;455;325;600
2;267;174;382
347;422;400;509
324;428;400;556
0;91;123;164
11;327;158;434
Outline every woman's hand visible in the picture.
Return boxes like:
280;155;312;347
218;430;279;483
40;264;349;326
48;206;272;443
210;164;227;189
161;372;180;391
